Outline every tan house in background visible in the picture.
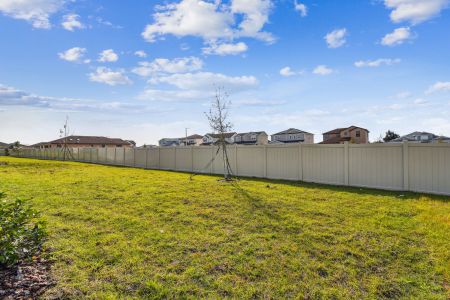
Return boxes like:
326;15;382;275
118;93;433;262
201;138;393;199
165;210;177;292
320;126;369;144
179;134;204;146
35;136;135;149
234;131;268;145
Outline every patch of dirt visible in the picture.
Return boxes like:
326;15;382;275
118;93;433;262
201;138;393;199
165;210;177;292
0;256;54;300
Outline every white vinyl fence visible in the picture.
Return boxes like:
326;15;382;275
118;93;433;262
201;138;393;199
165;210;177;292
13;143;450;196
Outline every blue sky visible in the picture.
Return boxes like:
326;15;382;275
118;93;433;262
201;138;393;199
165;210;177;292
1;0;450;145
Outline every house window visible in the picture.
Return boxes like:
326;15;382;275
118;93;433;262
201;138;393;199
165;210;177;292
344;131;348;136
117;145;122;148
356;131;361;137
102;144;106;148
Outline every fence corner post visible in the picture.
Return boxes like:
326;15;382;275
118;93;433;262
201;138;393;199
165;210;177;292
344;142;349;186
402;141;409;191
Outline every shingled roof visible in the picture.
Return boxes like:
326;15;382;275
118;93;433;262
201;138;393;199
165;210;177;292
48;135;133;146
323;126;369;135
207;132;236;138
273;128;313;135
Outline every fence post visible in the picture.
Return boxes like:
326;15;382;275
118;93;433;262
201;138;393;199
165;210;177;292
191;146;194;172
211;146;214;174
234;145;238;176
174;148;177;170
263;145;267;178
298;144;303;181
344;142;349;186
402;142;409;191
158;147;161;169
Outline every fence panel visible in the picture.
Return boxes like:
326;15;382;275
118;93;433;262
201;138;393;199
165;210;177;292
175;147;192;172
146;148;159;169
124;148;134;166
302;145;345;185
160;148;175;170
193;147;214;173
115;148;125;165
349;144;403;190
106;148;115;164
266;145;300;180
135;149;147;168
408;144;450;195
235;146;265;177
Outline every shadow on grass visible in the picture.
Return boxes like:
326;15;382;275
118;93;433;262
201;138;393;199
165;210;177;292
229;180;283;221
229;175;450;203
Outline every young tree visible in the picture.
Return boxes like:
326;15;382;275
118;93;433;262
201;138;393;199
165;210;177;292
383;130;400;142
205;88;234;180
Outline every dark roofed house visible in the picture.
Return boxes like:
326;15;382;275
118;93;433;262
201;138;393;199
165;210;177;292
320;126;369;144
159;134;204;147
271;128;314;144
388;131;450;144
234;132;268;145
36;136;135;149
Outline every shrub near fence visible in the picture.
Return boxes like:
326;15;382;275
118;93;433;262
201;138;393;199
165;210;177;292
13;142;450;196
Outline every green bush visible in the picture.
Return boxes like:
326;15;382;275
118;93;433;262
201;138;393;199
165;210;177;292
0;192;47;267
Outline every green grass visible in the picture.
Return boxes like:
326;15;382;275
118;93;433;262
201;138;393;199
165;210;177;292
0;157;449;299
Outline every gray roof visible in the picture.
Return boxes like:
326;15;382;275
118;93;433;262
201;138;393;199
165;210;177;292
273;128;313;135
392;131;438;142
49;135;133;146
207;132;236;138
235;131;267;137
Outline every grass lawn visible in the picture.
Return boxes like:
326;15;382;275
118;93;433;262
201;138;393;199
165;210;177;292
0;157;449;299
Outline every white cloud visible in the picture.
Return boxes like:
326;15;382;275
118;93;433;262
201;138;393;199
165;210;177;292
0;84;147;113
149;72;258;92
0;0;65;29
381;27;413;46
279;66;296;77
132;57;203;77
354;58;401;67
98;49;119;62
58;47;88;63
394;91;412;99
134;50;147;58
230;0;274;42
88;67;132;86
426;81;450;93
324;28;347;48
294;1;307;17
61;13;84;31
313;65;334;75
384;0;449;24
137;89;208;102
233;98;286;107
202;42;248;55
142;0;274;44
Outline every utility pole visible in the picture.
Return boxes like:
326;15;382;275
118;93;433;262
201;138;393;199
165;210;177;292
185;127;189;146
